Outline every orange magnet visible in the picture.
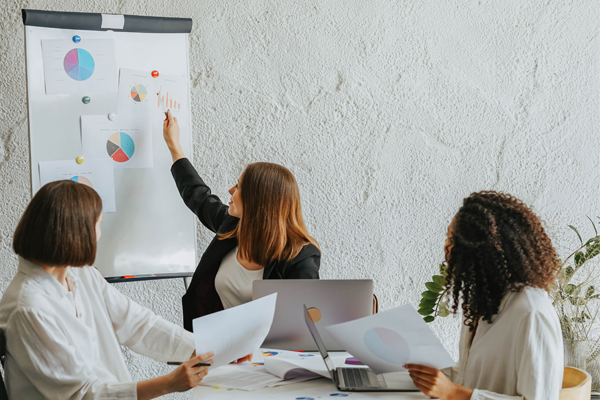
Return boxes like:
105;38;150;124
151;70;159;78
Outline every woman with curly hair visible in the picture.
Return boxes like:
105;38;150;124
405;191;563;400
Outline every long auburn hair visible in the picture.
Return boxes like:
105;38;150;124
219;162;319;266
446;191;559;330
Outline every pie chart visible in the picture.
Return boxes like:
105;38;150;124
131;84;147;102
106;132;135;163
64;48;95;81
363;327;410;365
70;175;93;188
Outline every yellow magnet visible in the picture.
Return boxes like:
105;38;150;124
76;156;85;164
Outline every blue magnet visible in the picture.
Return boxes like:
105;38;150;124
73;35;81;43
82;96;91;104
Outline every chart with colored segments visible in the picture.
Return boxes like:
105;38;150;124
41;39;117;95
131;84;147;102
107;132;135;162
64;48;95;81
70;175;94;188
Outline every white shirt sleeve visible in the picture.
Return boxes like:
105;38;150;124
93;269;195;363
470;311;563;400
6;307;138;400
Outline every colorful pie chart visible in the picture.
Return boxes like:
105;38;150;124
64;48;95;81
106;132;135;163
70;175;93;188
131;84;147;102
363;327;410;365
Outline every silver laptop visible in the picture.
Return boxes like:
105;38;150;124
303;304;419;392
253;280;373;351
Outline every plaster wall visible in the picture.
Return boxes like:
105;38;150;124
1;1;599;398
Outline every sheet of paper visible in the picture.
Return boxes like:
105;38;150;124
39;159;116;212
325;304;455;375
41;39;117;95
81;115;153;169
194;294;277;369
117;69;188;117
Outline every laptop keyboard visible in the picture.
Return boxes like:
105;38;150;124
340;368;382;389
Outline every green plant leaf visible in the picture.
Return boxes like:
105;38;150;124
569;225;583;244
418;307;435;316
587;286;595;299
425;282;443;293
420;298;436;309
438;301;451;317
564;266;574;281
432;275;445;286
575;252;585;267
423;316;435;323
422;291;439;300
439;264;448;279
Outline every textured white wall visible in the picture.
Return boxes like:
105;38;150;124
1;1;599;398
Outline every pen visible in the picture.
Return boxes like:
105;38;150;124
167;361;211;367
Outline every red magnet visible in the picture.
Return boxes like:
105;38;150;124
151;70;159;78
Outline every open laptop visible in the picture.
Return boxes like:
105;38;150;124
303;304;419;392
253;280;373;351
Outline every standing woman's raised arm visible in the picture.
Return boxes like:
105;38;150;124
163;110;231;233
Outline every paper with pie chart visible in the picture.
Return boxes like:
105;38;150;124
116;69;155;115
116;68;188;119
38;159;116;212
324;304;455;375
41;39;117;95
81;115;153;169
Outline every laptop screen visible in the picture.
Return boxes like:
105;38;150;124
303;304;336;378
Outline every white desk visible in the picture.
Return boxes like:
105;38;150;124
192;378;430;399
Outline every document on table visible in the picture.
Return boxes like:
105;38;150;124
193;294;277;369
199;349;322;391
325;304;455;375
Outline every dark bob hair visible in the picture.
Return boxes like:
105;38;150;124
447;191;559;330
13;180;103;267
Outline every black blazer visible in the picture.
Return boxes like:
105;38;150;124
171;158;320;331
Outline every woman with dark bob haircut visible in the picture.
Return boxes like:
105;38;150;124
0;180;217;399
405;191;563;400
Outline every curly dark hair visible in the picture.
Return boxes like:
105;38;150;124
446;191;559;330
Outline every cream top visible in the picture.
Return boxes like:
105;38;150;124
444;287;563;400
215;247;264;309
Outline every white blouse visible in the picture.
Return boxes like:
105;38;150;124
214;247;264;309
445;287;563;400
0;257;195;400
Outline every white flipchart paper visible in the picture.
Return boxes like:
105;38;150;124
324;304;456;375
193;294;277;369
39;159;116;213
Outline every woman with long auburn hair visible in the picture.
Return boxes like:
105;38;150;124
163;111;320;331
405;191;563;400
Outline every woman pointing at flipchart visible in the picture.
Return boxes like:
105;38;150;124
163;110;321;331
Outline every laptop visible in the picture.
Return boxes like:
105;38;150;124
253;280;373;351
303;304;419;392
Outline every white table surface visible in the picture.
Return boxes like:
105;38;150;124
192;351;430;400
192;378;430;399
